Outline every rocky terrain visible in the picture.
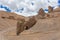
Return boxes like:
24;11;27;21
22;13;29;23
0;7;60;40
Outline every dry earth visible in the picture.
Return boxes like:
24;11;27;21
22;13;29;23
0;11;60;40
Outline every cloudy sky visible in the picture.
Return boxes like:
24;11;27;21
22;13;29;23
0;0;59;17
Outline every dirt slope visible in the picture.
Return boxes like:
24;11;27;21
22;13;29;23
0;11;60;40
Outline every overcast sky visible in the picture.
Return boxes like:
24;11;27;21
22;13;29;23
0;0;59;16
0;0;58;9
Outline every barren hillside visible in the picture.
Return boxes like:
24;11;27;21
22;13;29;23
0;11;60;40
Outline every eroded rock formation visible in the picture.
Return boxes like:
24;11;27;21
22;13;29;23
48;6;53;13
36;8;46;19
16;16;37;35
17;18;25;35
0;6;60;36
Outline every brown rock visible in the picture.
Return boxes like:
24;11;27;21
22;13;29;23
45;13;50;18
1;16;6;19
37;8;46;19
48;6;53;13
16;19;25;35
53;7;60;12
38;8;45;16
0;11;25;20
23;16;37;30
16;16;37;35
8;16;15;20
17;17;25;21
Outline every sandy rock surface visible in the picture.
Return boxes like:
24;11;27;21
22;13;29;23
0;11;60;40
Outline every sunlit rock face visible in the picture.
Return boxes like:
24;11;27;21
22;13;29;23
0;0;59;17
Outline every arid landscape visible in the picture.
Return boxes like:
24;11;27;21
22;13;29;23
0;6;60;40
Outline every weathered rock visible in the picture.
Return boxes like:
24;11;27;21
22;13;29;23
38;8;45;16
8;16;15;20
17;17;25;21
23;16;37;30
16;19;25;35
16;16;37;35
48;6;53;13
1;7;60;40
1;16;6;19
45;13;50;18
37;8;46;19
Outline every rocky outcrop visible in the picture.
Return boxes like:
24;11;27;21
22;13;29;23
1;6;60;40
36;8;46;19
16;18;25;35
48;6;53;13
16;16;37;35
